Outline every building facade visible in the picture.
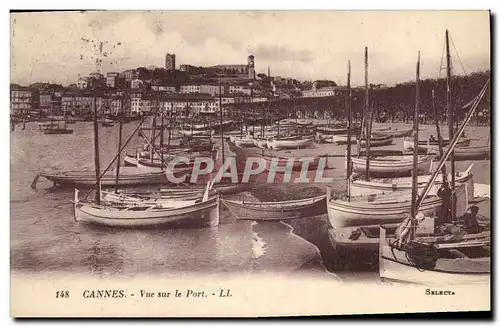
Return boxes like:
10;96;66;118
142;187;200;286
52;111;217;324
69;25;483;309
106;72;119;88
10;87;38;116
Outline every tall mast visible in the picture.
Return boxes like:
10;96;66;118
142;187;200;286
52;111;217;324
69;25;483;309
411;51;421;219
432;90;448;186
159;98;165;168
219;81;225;163
93;95;101;204
149;102;156;165
446;29;456;221
346;61;352;201
363;47;371;180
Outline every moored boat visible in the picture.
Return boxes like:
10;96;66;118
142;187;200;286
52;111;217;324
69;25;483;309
371;127;413;138
326;182;467;228
221;195;327;221
74;189;220;228
379;226;490;285
234;137;256;148
350;163;474;197
330;134;393;147
351;155;433;177
267;137;314;150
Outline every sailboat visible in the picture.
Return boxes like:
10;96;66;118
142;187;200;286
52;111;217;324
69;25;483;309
379;34;490;285
72;99;220;228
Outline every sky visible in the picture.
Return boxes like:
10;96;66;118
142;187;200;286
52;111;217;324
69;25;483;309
10;10;491;87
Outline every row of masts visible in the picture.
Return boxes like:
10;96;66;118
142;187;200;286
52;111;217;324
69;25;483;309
344;30;458;223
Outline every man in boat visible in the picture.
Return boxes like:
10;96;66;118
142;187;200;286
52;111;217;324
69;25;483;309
436;184;452;227
459;205;481;234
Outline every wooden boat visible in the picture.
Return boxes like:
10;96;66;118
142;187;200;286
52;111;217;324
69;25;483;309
44;128;74;135
351;155;432;176
34;167;167;188
330;134;393;147
316;125;361;135
253;138;269;149
234;137;256;148
180;129;212;137
371;127;413;138
326;182;467;228
221;195;327;221
267;137;314;150
379;226;490;285
74;189;220;228
403;137;471;153
350;163;474;197
444;145;490;161
259;153;321;171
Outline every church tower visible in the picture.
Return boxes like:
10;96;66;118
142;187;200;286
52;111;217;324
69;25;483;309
247;55;255;80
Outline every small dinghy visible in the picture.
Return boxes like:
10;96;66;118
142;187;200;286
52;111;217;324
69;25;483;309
351;155;433;177
221;195;327;221
267;137;314;150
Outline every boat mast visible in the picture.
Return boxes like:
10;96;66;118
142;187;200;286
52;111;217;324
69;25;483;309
114;118;123;193
93;95;101;205
346;60;352;201
159;98;165;168
219;81;225;163
363;47;371;181
149;104;156;165
446;29;457;221
431;89;448;186
411;51;421;220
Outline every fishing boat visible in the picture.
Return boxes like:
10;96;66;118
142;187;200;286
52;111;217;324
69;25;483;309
371;127;413;138
326;182;467;228
259;153;321;171
444;145;490;161
379;33;491;285
33;167;167;188
402;137;471;153
221;195;327;221
330;134;393;147
180;129;212;137
267;137;314;150
379;225;490;285
316;125;361;135
74;188;220;228
350;163;474;197
351;155;433;177
234;137;256;148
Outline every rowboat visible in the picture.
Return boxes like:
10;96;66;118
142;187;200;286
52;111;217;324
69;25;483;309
221;195;327;221
403;137;471;153
326;182;467;228
234;137;256;148
351;155;432;177
267;137;314;150
74;189;220;228
100;189;207;205
259;153;321;171
316;125;361;135
371;127;413;138
33;166;168;188
379;226;490;285
444;145;490;161
330;134;393;147
44;128;74;135
180;129;212;137
253;138;269;149
349;163;474;197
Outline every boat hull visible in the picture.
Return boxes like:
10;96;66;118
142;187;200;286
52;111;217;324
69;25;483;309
40;169;167;187
372;128;413;138
326;183;467;229
267;138;314;150
349;165;474;197
351;155;432;177
379;228;490;285
222;195;327;221
75;195;219;228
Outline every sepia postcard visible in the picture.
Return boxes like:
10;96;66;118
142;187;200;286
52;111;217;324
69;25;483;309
10;10;491;317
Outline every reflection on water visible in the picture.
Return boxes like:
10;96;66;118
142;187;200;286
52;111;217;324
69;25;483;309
10;122;329;278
